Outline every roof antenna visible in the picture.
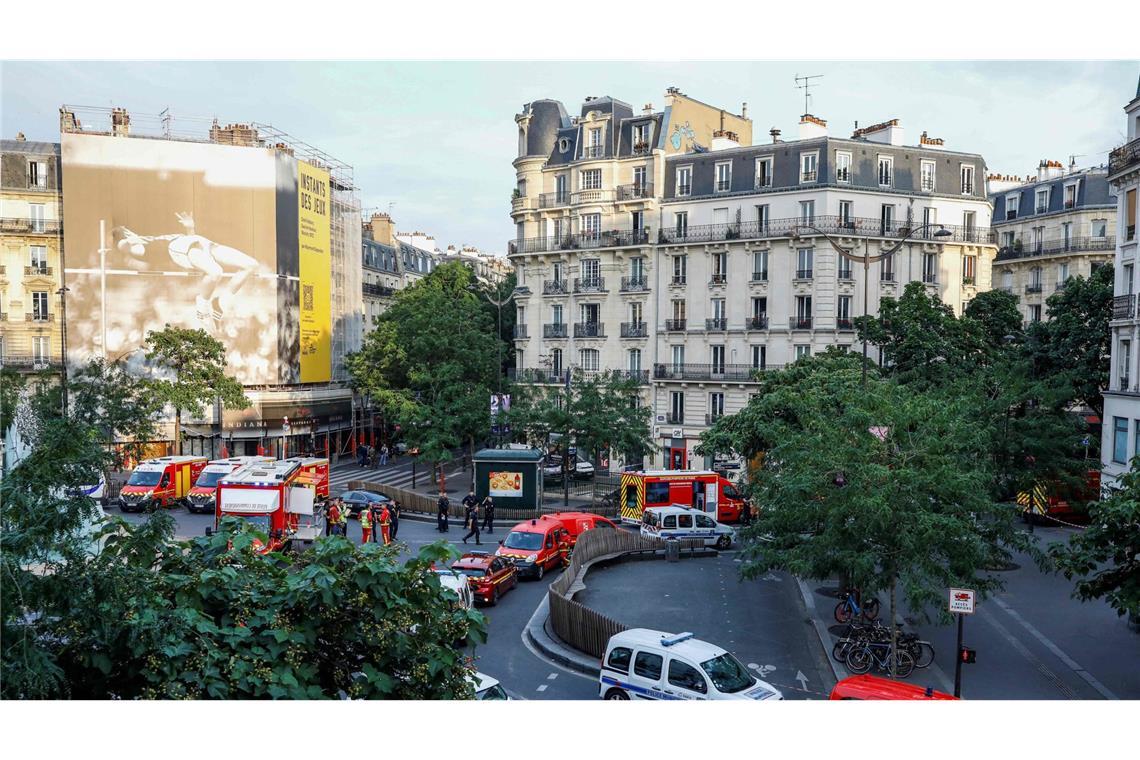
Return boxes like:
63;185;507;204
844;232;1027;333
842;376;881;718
794;73;824;115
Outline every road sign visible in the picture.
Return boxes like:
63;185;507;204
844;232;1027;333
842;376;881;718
948;587;975;615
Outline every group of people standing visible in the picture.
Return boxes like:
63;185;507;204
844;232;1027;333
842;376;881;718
434;490;495;543
357;443;390;468
324;497;400;546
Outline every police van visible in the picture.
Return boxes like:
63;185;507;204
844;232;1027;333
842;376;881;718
639;504;735;549
599;629;782;701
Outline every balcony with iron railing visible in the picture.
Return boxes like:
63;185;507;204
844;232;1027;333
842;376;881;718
361;282;395;298
543;279;568;295
0;218;62;235
790;315;813;330
26;312;54;322
837;268;854;281
794;269;813;280
995;236;1116;261
1036;205;1048;214
632;141;652;155
509;367;568;384
801;170;818;183
616;183;653;201
705;318;727;331
0;355;61;370
836;169;850;184
544;322;569;339
655;214;994;247
962;182;975;195
654;363;773;382
1108;136;1140;177
24;266;53;277
666;413;684;424
837;318;855;330
677;183;692;197
751;270;768;282
922;273;938;285
620;321;648;338
747;315;769;330
705;413;725;425
581;145;605;159
574;322;605;338
881;272;896;283
670;275;687;286
1025;283;1044;294
921;178;935;192
539;191;571;208
665;319;687;331
509;227;651;255
513;325;529;339
574;277;606;293
715;179;732;193
620;276;649;292
1112;294;1135;320
709;273;727;286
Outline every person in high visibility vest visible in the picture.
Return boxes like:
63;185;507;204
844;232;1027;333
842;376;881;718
379;504;392;545
336;501;349;537
360;507;373;544
326;500;341;537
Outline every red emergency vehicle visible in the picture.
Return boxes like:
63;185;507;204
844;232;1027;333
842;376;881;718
119;455;207;512
495;516;571;580
212;457;329;554
185;456;273;513
541;511;618;549
618;470;746;525
829;675;956;700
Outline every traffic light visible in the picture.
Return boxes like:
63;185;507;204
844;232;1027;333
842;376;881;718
959;646;977;664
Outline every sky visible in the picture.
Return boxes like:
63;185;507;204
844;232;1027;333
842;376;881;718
2;60;1137;253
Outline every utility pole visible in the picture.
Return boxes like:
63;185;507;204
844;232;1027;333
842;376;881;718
563;368;571;507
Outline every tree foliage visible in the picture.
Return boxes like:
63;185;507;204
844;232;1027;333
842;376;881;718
1050;459;1140;620
144;325;249;455
1;367;24;435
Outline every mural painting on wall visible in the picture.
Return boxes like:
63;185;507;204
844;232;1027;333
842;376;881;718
670;121;696;151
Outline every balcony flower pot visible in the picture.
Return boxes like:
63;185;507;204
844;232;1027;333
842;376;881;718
962;276;975;286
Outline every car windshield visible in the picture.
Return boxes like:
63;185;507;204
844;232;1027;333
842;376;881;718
478;684;509;700
503;531;543;551
127;470;162;486
701;653;755;694
195;471;227;488
453;568;486;577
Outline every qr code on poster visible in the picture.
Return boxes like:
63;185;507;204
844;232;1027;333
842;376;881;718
303;284;313;310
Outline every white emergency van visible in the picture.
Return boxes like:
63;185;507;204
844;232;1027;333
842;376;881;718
599;629;782;701
640;504;735;549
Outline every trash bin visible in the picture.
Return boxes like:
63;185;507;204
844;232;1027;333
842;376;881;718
665;538;680;563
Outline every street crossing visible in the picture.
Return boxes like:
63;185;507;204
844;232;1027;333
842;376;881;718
327;458;472;496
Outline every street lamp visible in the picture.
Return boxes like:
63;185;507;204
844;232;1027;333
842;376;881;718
789;222;953;385
56;285;70;416
469;282;515;395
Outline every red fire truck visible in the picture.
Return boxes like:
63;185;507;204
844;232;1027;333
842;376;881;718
119;455;208;512
618;470;747;525
185;456;274;513
211;457;330;553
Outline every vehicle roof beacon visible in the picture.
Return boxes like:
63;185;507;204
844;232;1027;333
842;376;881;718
661;632;695;647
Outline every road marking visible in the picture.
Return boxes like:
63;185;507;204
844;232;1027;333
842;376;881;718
989;597;1118;700
796;670;809;690
979;607;1077;699
536;684;548;692
547;673;558;680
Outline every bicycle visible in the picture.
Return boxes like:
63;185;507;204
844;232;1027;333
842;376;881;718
845;640;915;678
834;588;881;623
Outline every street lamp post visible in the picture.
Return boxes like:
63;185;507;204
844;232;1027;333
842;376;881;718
790;222;953;385
471;282;515;446
56;285;70;416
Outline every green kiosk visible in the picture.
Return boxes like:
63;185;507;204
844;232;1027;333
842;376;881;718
472;448;544;515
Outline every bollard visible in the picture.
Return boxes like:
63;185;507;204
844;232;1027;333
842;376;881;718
665;538;680;563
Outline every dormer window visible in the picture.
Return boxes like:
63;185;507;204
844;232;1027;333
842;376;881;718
632;123;650;153
558;138;570;153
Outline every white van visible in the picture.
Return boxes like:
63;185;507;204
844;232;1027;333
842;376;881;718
640;504;735;549
599;629;782;701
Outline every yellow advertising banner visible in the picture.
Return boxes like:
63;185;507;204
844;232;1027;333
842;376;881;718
297;160;331;382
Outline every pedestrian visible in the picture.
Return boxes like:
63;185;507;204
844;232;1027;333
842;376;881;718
379;504;392;545
740;499;752;526
389;499;400;541
462;490;479;530
360;506;373;544
336;501;349;537
370;504;382;543
463;501;481;545
357;444;366;467
481;495;495;534
379;444;389;467
326;499;341;537
437;491;450;533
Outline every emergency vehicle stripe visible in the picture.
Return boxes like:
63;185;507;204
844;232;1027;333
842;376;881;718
1016;484;1048;515
619;473;643;522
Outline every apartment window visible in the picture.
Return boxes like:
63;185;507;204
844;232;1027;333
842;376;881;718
676;166;692;197
1058;262;1070;285
552;262;565;283
672;300;686;321
32;336;49;364
552;304;564;325
630;301;643;324
920;160;936;192
1112;417;1129;464
674;212;689;238
1006;195;1020;219
670;392;685;423
752;250;768;281
755;156;773;188
877;156;893;187
880;204;894;234
671;345;686;370
579;349;600;372
756;203;770;231
796;248;813;279
715;161;732;193
1092;218;1108;238
800;152;818;183
712;251;727;279
838;200;853;228
835;151;852;183
29;246;48;273
580;302;600;326
751;345;766;370
752;296;767;320
711;298;726;321
632;123;650;149
580;169;601;190
922;207;937;237
1029;304;1042;322
555;173;568;201
1125;264;1134;295
838;295;852;323
1127;189;1137;240
588;127;602;147
799;200;815;224
709;392;725;419
1035;188;1050;214
1032;227;1044;253
1120;340;1131;390
1002;270;1013;289
712;207;729;227
961;164;976;194
881;254;895;282
582;214;601;239
31;291;49;320
28;160;48;189
1064;183;1077;209
630;257;644;281
962;211;976;238
963;255;976;284
795;345;812;360
795;295;812;325
631;210;644;232
710;346;725;374
551;349;563;376
922;253;937;284
673;254;687;283
29;204;45;233
581;259;601;283
632;166;647;191
628;348;642;373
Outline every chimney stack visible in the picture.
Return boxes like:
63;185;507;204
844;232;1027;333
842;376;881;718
769;127;782;144
15;132;26;142
369;213;397;247
742;102;748;119
111;107;131;137
798;114;827;140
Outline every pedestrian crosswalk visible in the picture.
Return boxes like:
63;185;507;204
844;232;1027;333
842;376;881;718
327;460;470;496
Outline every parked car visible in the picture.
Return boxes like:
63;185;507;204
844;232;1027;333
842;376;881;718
599;629;782;701
431;567;475;610
640;505;736;549
470;671;510;700
543;454;594;481
828;675;956;700
450;552;518;605
338;489;391;517
495;516;571;580
394;442;408;455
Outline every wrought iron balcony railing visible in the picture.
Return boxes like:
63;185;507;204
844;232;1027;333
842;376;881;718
655;214;994;247
1025;283;1044;294
26;312;54;322
543;323;568;338
710;273;727;285
574;277;606;293
0;218;61;235
676;183;692;197
665;319;686;331
513;325;529;339
1109;137;1140;176
539;191;571;208
1112;294;1135;320
801;170;818;183
881;272;896;283
705;318;727;331
616;183;653;201
620;322;648;338
747;315;769;330
509;228;651;255
670;275;687;286
995;236;1116;261
790;315;813;330
361;282;395;297
620;276;649;292
573;322;605;338
837;269;854;281
654;363;775;382
543;280;568;295
751;271;768;282
837;318;855;330
715;179;732;193
795;269;813;280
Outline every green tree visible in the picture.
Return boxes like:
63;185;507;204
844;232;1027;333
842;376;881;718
1050;460;1140;620
964;288;1025;357
1;367;24;435
347;262;500;484
474;271;517;383
144;326;249;455
1023;265;1112;418
702;354;1036;671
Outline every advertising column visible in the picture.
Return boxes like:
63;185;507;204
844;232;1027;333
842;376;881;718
297;160;331;382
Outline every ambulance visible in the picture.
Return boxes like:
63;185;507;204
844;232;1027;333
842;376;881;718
119;456;207;513
185;456;274;513
211;457;329;554
618;470;746;525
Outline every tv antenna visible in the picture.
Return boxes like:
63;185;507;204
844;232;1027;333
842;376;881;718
159;107;171;138
794;73;824;115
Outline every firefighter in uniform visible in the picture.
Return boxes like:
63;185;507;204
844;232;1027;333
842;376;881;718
379;504;392;545
360;507;373;544
326;500;341;537
337;503;349;537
